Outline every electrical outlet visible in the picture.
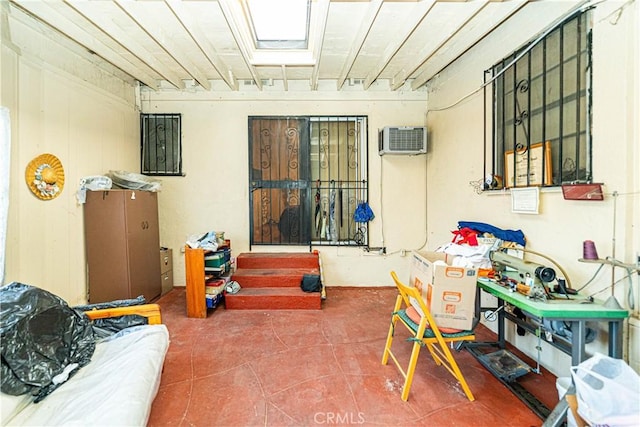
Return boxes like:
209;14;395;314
400;249;406;257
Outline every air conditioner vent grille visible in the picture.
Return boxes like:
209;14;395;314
388;127;425;151
379;126;427;155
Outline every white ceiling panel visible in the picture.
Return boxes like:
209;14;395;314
5;0;590;92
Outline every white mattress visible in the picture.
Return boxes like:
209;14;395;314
2;324;169;426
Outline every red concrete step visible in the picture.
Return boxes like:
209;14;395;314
236;252;319;269
224;287;321;310
226;252;322;310
232;267;320;288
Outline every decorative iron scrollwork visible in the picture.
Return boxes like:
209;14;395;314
260;128;272;169
286;127;299;171
319;127;329;169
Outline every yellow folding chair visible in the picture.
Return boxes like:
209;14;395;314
382;271;475;402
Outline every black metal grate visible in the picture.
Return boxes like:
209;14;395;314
310;117;368;247
248;116;368;247
488;10;591;189
141;113;182;176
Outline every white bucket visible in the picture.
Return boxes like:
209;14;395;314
556;377;578;427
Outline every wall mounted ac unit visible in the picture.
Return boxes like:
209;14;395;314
378;126;427;155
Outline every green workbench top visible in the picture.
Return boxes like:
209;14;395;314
477;278;629;320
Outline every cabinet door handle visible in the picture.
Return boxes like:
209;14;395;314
141;221;149;230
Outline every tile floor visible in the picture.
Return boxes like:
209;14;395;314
148;287;559;426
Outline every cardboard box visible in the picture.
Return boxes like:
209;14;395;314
409;251;477;330
160;248;173;275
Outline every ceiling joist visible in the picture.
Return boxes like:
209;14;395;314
114;0;210;90
12;0;160;89
310;0;331;91
391;0;491;90
363;0;437;90
337;0;384;90
218;0;263;90
165;0;237;91
62;0;183;90
6;0;585;94
410;0;530;89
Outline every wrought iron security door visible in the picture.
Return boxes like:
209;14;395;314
249;117;311;246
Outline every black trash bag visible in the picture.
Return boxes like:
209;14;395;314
0;282;96;402
74;296;149;338
91;315;148;338
73;295;146;312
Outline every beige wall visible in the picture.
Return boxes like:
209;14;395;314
424;2;639;375
142;90;428;289
1;13;139;305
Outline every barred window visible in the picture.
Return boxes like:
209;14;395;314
310;116;369;246
248;116;368;247
141;113;182;176
487;10;591;189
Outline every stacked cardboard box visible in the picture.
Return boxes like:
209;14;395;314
409;251;478;330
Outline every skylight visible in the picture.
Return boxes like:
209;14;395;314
246;0;310;49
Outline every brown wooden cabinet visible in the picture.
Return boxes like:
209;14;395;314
84;190;161;303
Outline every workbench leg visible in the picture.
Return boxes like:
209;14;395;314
498;299;506;349
570;321;586;365
609;320;623;359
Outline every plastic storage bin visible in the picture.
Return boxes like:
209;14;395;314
205;293;224;309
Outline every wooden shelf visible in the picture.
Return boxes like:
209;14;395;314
185;242;232;318
185;246;207;318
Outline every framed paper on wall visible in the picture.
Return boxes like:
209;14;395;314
504;142;552;188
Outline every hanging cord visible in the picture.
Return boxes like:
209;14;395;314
575;262;606;292
587;269;636;310
379;154;385;253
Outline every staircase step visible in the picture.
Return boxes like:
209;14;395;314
236;252;319;269
226;252;322;310
232;267;319;288
224;287;321;310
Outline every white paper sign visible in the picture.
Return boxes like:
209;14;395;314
511;187;539;214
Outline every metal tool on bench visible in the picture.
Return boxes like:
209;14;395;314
490;251;556;300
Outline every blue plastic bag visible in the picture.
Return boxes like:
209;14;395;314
353;202;375;223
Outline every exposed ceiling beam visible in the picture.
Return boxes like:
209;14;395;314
2;1;22;53
391;0;490;90
114;0;210;90
363;0;437;90
218;0;263;90
410;0;529;89
336;0;383;90
10;0;160;89
62;0;184;90
310;0;330;91
165;0;237;91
